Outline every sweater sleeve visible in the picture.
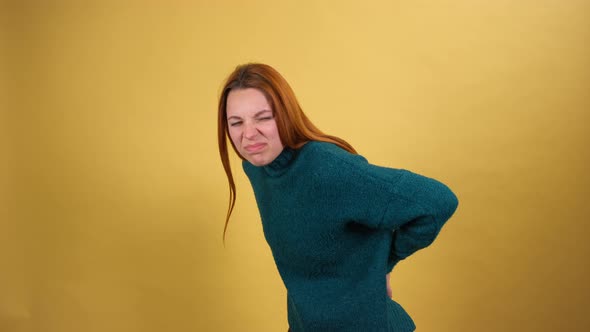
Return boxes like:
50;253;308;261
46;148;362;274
379;169;459;271
323;148;459;272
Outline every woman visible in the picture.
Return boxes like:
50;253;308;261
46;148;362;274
218;63;458;332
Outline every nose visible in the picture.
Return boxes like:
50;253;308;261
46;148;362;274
243;121;259;140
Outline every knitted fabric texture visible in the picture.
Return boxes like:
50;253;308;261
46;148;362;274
242;141;459;332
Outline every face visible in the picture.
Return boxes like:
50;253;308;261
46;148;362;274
226;88;284;166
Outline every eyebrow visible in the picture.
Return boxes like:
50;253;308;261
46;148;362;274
227;109;272;120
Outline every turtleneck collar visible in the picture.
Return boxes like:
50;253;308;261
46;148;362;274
262;145;298;177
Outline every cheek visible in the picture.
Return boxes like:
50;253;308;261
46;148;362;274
227;127;241;147
269;123;282;144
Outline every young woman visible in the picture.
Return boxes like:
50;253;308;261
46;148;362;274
218;63;459;332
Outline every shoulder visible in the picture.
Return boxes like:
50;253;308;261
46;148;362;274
299;141;369;166
300;141;404;186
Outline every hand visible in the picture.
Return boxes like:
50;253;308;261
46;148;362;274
386;273;392;298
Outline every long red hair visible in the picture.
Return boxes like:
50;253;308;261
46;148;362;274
218;63;356;241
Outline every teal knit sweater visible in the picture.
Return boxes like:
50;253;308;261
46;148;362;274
242;141;458;332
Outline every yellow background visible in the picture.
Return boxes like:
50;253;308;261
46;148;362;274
2;1;589;331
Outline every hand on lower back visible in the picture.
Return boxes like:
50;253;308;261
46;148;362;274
386;273;392;298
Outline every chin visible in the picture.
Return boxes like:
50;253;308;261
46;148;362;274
241;153;268;166
247;158;270;167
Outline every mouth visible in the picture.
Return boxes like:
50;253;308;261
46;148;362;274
244;143;266;153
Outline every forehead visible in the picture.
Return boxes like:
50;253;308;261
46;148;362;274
226;88;271;117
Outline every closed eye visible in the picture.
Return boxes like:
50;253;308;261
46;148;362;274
229;121;242;127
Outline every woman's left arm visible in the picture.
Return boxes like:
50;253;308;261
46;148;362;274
382;170;459;271
326;150;459;271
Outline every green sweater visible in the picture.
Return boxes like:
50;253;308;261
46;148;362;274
242;141;458;332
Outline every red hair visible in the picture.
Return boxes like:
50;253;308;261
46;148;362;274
218;63;356;241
